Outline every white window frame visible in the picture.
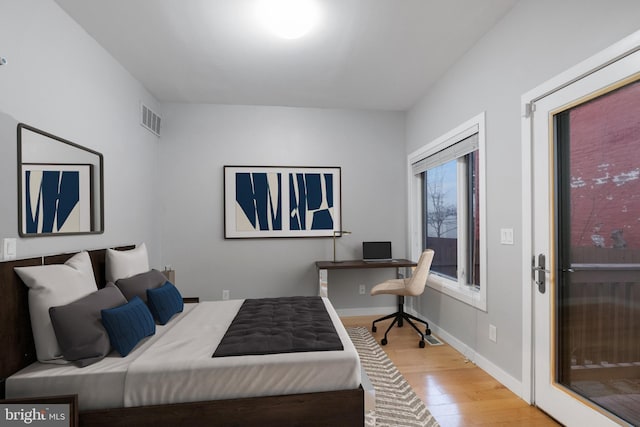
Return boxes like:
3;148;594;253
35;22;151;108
407;112;487;311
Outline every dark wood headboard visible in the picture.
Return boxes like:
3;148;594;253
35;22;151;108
0;245;134;382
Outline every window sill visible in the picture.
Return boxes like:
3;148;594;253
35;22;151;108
427;275;487;311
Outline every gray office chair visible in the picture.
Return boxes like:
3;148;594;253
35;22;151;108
371;249;434;348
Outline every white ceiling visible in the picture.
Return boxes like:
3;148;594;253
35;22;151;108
54;0;517;111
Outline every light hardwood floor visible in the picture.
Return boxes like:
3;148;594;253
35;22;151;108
341;315;561;427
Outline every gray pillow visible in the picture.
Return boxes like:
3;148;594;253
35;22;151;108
49;283;127;367
115;269;167;303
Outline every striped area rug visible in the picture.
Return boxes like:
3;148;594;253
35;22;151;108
347;327;440;427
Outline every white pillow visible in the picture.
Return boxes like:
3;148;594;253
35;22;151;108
105;243;149;283
14;251;98;363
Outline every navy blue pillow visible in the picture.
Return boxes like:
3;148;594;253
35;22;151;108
101;297;155;356
146;281;184;325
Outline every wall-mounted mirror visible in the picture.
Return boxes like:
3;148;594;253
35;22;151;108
17;123;104;236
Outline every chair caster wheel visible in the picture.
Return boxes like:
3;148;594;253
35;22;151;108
419;340;425;348
381;338;387;346
372;325;377;333
425;328;431;336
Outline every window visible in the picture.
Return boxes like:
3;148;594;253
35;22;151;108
408;113;486;310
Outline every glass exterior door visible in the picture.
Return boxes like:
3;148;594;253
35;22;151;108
531;43;640;426
554;78;640;426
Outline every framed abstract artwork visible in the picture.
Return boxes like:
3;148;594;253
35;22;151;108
17;123;104;237
19;163;93;235
224;166;342;238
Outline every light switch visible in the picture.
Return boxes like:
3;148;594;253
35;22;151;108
500;228;514;245
3;238;17;260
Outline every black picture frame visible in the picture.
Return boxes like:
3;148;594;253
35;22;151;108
224;165;342;238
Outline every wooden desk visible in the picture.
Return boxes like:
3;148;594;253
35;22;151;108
315;259;417;297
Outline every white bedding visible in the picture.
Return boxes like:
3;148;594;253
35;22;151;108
5;304;196;410
6;298;361;410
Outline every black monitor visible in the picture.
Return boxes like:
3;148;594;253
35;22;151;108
362;241;392;261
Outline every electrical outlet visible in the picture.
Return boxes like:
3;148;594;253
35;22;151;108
222;290;230;300
359;284;366;295
489;324;497;343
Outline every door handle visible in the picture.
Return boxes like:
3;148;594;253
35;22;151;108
531;254;549;294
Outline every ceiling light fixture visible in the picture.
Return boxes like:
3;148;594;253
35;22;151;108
255;0;320;40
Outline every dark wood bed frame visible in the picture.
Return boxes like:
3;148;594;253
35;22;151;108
0;246;364;427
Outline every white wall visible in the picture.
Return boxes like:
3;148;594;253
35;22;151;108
158;103;406;309
0;0;161;263
407;0;640;384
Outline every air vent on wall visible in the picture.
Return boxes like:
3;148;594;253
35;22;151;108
141;103;161;136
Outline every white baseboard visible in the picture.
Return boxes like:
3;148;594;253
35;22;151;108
472;348;524;400
406;307;524;399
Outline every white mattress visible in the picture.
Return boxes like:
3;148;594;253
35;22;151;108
6;298;361;411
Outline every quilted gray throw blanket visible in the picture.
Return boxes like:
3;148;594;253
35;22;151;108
212;296;343;357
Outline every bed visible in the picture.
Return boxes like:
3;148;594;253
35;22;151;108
0;246;364;426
